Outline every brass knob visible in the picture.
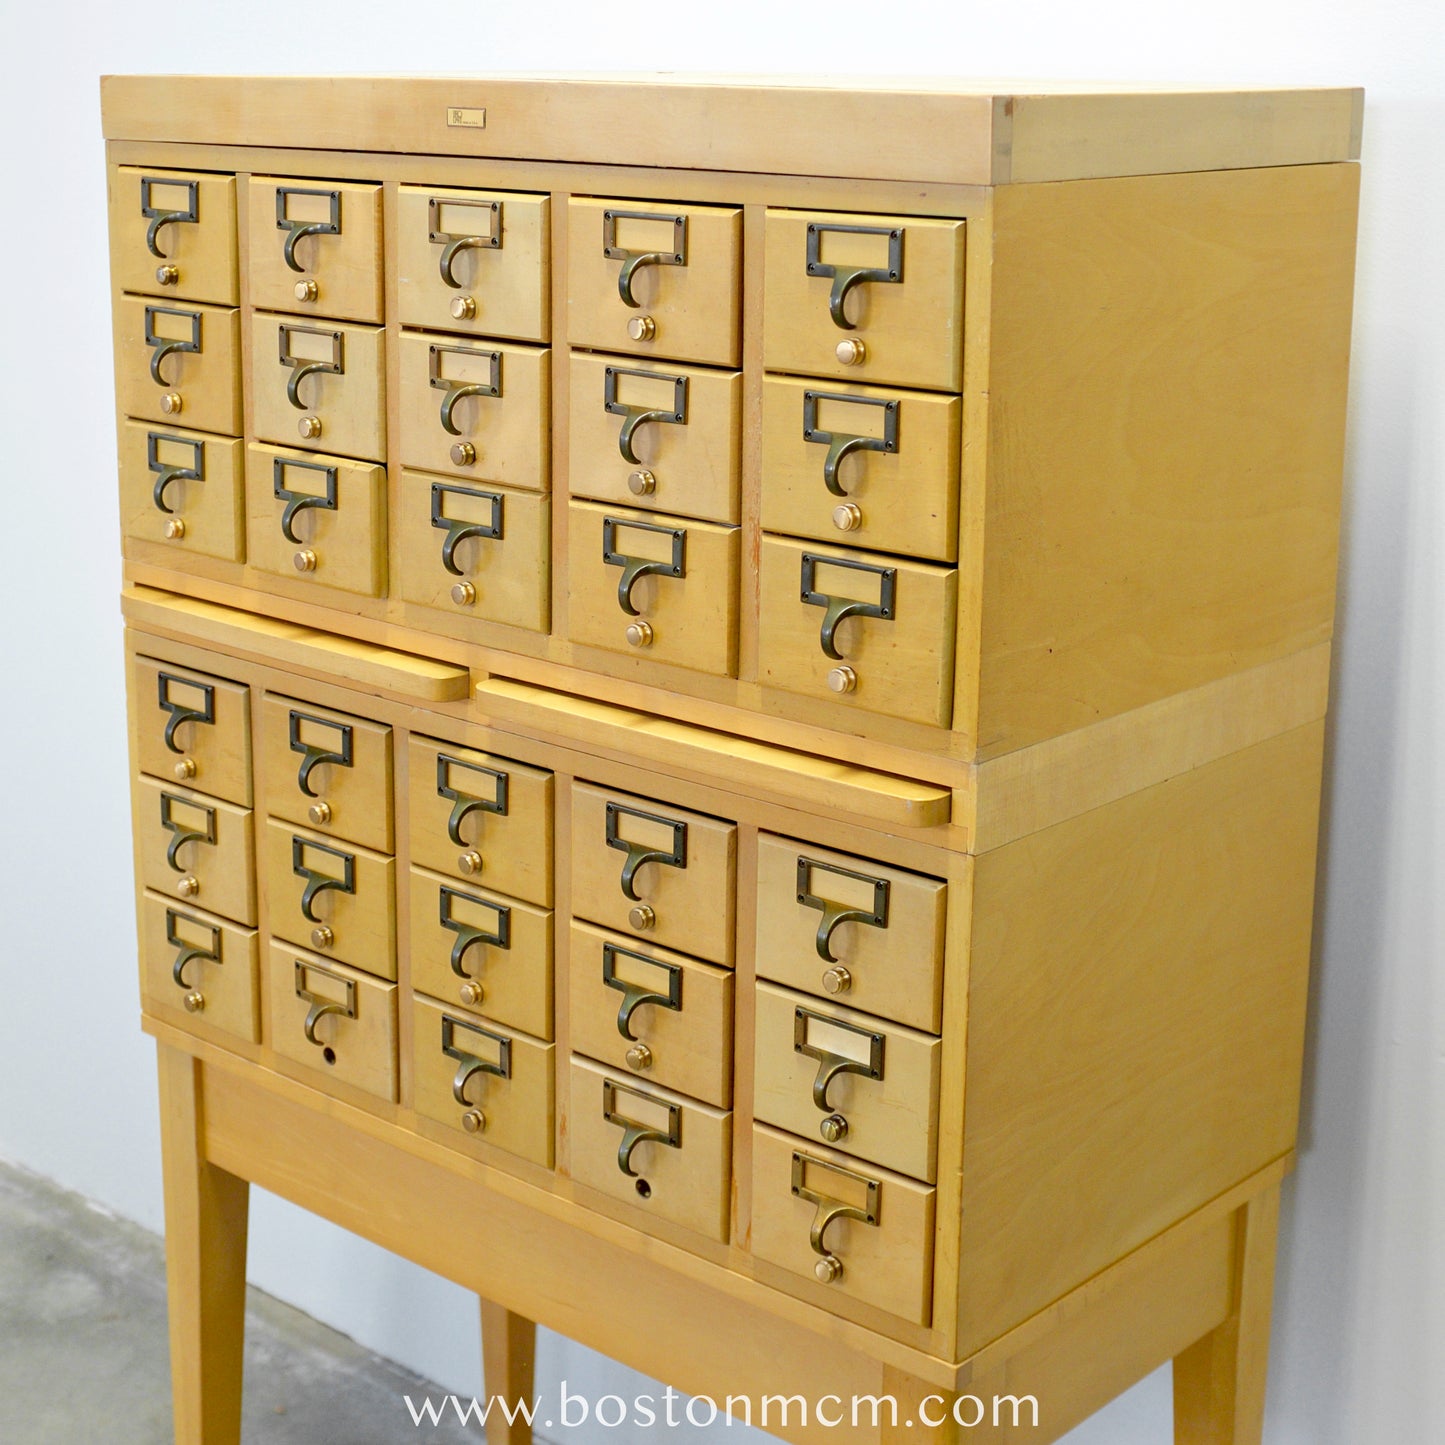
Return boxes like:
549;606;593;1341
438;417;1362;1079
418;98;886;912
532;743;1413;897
625;1043;653;1073
835;337;866;366
155;264;179;287
449;441;476;467
173;758;197;782
163;518;187;540
160;392;182;415
821;966;852;996
459;979;484;1006
832;503;863;532
298;415;322;439
820;1113;849;1144
627;469;656;497
826;665;858;694
310;926;334;950
294;279;319;303
308;801;332;826
627;314;656;342
461;1109;487;1134
628;903;655;932
183;990;205;1014
458;850;484;876
176;875;199;898
450;294;477;321
450;581;477;607
814;1255;843;1284
625;621;653;649
293;549;318;573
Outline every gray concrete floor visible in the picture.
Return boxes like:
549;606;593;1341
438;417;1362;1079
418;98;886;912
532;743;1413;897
0;1159;478;1444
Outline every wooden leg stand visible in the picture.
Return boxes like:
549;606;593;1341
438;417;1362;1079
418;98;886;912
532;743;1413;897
480;1299;537;1445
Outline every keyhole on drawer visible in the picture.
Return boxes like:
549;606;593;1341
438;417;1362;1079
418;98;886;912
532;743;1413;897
322;1046;336;1066
635;1178;652;1200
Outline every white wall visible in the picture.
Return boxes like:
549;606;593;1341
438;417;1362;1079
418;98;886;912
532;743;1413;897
1;5;1440;1441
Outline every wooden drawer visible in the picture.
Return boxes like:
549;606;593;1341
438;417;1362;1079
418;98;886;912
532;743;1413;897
568;922;733;1108
258;694;393;853
120;421;244;561
131;654;251;807
568;353;741;523
570;783;736;966
412;995;554;1168
568;198;741;367
268;943;397;1101
751;1125;934;1326
264;821;396;981
567;501;739;676
408;867;553;1041
397;185;550;342
109;167;237;305
755;834;946;1033
761;376;961;563
398;332;549;487
754;981;940;1183
407;737;553;908
758;535;957;728
568;1057;731;1242
245;444;387;597
763;209;965;392
251;313;386;462
139;891;259;1043
134;775;255;926
394;471;549;633
247;178;383;323
115;296;240;435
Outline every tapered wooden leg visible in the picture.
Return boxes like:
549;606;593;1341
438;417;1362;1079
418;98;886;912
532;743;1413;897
1173;1183;1281;1445
480;1298;536;1445
882;1367;961;1443
157;1044;250;1445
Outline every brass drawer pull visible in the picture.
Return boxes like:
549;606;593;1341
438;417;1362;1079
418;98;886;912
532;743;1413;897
442;1014;512;1106
439;885;511;978
800;553;897;660
293;958;355;1046
805;221;904;330
605;801;687;901
144;306;201;386
603;209;687;309
159;791;216;871
603;1078;682;1178
272;457;339;545
802;391;898;497
429;196;502;288
141;175;199;259
794;1005;885;1113
287;707;354;797
797;856;891;963
436;753;510;846
147;432;204;515
291;836;356;922
279;325;343;410
156;671;215;753
276;187;341;272
165;907;220;989
791;1151;880;1283
602;942;683;1041
430;343;501;435
604;366;688;465
602;517;686;616
431;483;504;576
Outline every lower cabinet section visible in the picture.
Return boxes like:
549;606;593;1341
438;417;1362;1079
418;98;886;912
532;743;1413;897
139;890;259;1043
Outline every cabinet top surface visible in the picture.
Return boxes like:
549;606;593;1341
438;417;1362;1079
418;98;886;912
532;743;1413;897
100;73;1363;186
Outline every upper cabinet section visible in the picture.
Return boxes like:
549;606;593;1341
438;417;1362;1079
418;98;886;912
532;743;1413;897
109;167;238;306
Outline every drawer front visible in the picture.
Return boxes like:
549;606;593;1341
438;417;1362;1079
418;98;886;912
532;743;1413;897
258;694;393;853
408;867;553;1040
569;922;734;1108
248;178;383;323
407;738;554;908
245;444;387;597
567;501;739;676
268;943;397;1101
412;996;554;1168
110;167;238;305
758;536;957;728
398;185;550;343
568;1057;731;1242
568;198;741;367
134;776;255;925
568;353;741;523
116;296;240;435
265;822;396;980
755;834;946;1033
398;333;549;487
761;376;961;562
763;209;965;392
754;981;940;1183
395;472;549;633
251;313;386;462
120;421;245;560
570;783;736;966
751;1125;934;1326
139;892;259;1043
131;655;251;807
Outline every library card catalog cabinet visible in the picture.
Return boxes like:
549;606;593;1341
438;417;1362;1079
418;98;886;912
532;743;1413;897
104;76;1361;1444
